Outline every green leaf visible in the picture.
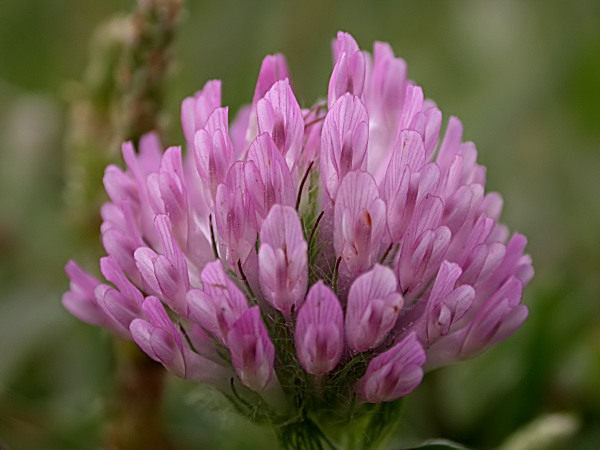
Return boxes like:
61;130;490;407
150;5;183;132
403;438;471;449
360;399;405;450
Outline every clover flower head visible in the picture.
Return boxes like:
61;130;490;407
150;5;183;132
64;31;533;426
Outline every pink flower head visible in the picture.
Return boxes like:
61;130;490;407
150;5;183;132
65;32;532;418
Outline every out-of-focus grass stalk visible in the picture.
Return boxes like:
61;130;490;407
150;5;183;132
64;1;181;448
64;14;131;250
118;0;181;144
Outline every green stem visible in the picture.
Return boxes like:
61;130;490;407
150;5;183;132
276;417;339;450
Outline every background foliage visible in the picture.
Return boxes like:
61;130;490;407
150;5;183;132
0;0;599;448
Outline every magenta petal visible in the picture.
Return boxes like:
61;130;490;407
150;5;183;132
295;282;344;375
100;256;144;307
410;106;442;159
130;319;186;378
320;94;369;201
258;205;308;316
134;247;161;294
436;116;463;169
386;130;426;178
423;261;475;343
461;276;524;357
331;32;361;66
328;49;366;108
62;261;107;327
257;79;304;170
193;107;235;202
398;83;423;131
95;284;142;338
130;318;155;357
245;54;291;146
358;332;425;403
214;162;258;269
138;296;186;375
155;215;188;285
346;264;403;352
147;147;188;240
130;317;185;376
252;54;291;106
101;227;139;282
134;297;231;383
328;32;365;107
226;306;275;392
133;215;189;315
245;133;295;219
103;165;137;206
365;42;408;177
334;171;386;277
186;260;249;342
181;80;222;145
367;42;407;126
399;225;452;298
484;233;530;292
381;131;429;242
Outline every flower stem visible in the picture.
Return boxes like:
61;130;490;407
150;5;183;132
276;417;339;450
105;339;170;450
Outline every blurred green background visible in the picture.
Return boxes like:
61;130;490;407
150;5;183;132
1;0;599;448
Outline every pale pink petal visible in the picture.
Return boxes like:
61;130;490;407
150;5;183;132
257;79;304;170
193;107;235;203
358;332;425;403
62;261;107;327
95;284;142;338
186;260;249;342
214;162;258;269
295;282;344;375
181;80;222;145
320;94;369;201
334;171;386;278
258;205;308;316
226;306;275;392
245;133;295;219
345;264;403;352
